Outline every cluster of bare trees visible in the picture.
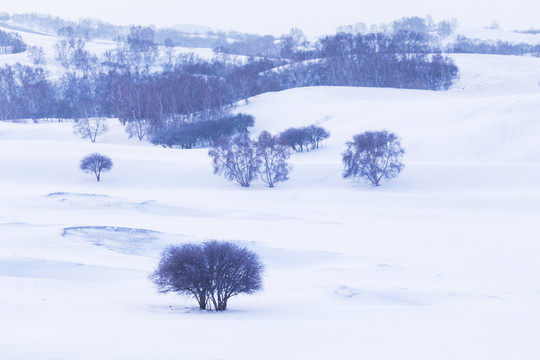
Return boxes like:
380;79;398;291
0;21;463;153
0;64;53;122
209;131;293;188
1;22;461;131
61;27;284;142
299;31;459;90
11;13;537;134
279;125;330;152
151;113;254;149
207;128;405;188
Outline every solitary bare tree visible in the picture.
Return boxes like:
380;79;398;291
73;115;108;143
342;130;404;186
80;153;113;182
255;131;292;188
208;134;261;187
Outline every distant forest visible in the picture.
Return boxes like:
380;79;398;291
1;13;538;57
448;36;540;56
0;13;536;145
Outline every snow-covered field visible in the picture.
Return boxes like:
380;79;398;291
1;34;540;359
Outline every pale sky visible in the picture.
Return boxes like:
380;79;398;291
2;0;540;36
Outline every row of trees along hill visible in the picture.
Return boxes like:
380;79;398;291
78;129;402;188
207;125;331;188
208;129;403;188
1;22;459;138
1;12;278;50
209;131;293;188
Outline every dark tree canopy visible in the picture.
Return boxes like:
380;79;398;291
80;153;113;182
279;127;310;152
150;241;264;311
279;125;330;152
151;113;254;149
342;130;404;186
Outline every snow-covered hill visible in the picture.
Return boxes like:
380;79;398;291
0;24;218;77
1;27;540;360
453;26;540;44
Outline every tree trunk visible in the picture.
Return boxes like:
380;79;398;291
198;293;207;310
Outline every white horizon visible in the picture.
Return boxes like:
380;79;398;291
2;0;540;36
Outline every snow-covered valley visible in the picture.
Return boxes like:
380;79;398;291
1;27;540;359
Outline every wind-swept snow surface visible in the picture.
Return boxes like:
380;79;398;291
1;53;540;359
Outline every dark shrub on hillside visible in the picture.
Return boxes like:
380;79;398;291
449;35;540;56
279;125;330;152
150;241;264;311
151;113;255;149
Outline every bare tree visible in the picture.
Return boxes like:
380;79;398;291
124;26;158;73
150;241;263;311
126;118;149;141
149;244;210;310
14;64;52;123
0;98;10;120
342;130;404;186
73;115;108;142
55;26;97;76
255;131;292;188
124;82;152;141
203;241;263;311
27;46;46;67
80;153;113;182
208;134;261;187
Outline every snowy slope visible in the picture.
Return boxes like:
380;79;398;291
454;26;540;44
1;39;540;360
